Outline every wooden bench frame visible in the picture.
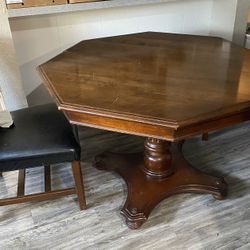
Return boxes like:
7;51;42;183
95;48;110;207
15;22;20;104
0;161;86;210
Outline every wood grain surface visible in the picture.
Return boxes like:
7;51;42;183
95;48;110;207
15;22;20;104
39;32;250;141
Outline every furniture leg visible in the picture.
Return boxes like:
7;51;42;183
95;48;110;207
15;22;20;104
202;133;209;141
17;169;25;197
44;165;51;192
72;124;80;144
72;161;86;210
0;164;83;207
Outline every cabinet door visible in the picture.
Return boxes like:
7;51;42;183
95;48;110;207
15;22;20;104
6;0;67;9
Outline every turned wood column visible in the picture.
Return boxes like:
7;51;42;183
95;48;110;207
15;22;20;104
143;138;174;178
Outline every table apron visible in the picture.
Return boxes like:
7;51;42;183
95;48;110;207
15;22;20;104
63;109;250;141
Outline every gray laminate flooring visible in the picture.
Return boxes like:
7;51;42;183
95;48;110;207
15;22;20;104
0;122;250;250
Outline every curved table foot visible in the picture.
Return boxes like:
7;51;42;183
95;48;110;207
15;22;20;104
95;141;227;229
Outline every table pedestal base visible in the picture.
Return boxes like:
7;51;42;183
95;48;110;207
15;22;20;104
94;138;227;229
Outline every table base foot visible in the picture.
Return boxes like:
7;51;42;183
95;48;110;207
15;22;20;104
95;147;227;229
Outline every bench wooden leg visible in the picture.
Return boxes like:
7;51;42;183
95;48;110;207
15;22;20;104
72;124;80;143
44;165;51;192
72;161;86;210
0;163;86;209
17;169;25;197
202;132;209;141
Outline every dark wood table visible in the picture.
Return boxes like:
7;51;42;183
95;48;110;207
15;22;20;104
39;32;250;229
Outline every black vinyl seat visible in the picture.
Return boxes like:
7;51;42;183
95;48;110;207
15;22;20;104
0;103;86;209
0;103;80;171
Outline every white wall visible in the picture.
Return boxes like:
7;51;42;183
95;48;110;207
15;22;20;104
0;0;27;110
9;0;214;96
233;0;250;46
210;0;250;46
210;0;238;41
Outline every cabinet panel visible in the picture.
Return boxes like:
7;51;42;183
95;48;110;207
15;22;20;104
68;0;104;3
6;0;67;9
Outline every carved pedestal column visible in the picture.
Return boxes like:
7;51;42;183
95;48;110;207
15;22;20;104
143;138;173;177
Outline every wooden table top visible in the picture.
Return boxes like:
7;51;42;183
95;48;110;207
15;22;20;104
39;32;250;141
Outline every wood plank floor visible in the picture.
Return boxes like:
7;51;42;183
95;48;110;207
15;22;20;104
0;122;249;250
